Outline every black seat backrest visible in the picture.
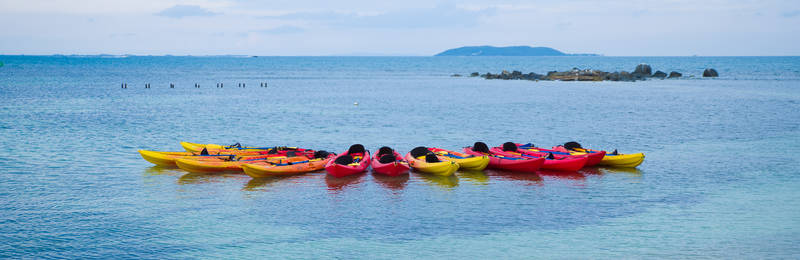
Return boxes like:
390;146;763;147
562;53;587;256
314;150;330;159
473;142;490;153
409;146;430;158
200;148;209;155
377;146;394;157
425;153;441;163
348;144;366;154
378;154;396;163
546;152;555;159
502;142;517;152
335;155;354;165
564;141;583;151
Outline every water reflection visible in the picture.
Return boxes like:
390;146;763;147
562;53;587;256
372;172;410;190
177;172;244;185
243;174;311;191
325;172;366;192
484;169;543;186
578;167;602;175
458;170;489;185
537;170;586;180
599;167;643;176
143;166;183;176
416;173;459;189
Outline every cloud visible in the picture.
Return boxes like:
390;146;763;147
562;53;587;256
156;5;218;18
254;25;305;34
262;4;494;29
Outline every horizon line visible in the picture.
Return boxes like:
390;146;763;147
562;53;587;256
2;54;800;57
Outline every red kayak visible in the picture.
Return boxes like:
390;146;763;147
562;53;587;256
490;142;587;171
462;142;544;173
371;146;410;176
325;144;371;178
517;142;606;166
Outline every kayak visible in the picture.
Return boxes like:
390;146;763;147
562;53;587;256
462;142;544;173
490;142;587;171
180;141;290;153
138;150;236;167
138;148;274;167
371;146;410;176
404;146;459;176
517;143;606;166
175;148;321;173
427;147;489;171
241;152;334;178
552;142;644;168
325;144;371;178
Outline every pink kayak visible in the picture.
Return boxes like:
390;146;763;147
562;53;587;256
371;146;410;176
462;142;544;173
490;142;587;171
517;142;606;166
325;144;371;178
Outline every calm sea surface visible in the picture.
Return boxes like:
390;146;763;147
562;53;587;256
1;56;799;258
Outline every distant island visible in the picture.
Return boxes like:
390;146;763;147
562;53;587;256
435;45;598;56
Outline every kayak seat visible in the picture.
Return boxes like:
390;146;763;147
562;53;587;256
348;144;366;154
377;146;394;157
410;146;431;158
335;155;354;165
564;141;583;151
473;142;490;153
425;154;441;163
502;142;518;152
378;154;396;163
314;150;330;159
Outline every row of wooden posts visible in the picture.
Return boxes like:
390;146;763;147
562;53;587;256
121;82;269;89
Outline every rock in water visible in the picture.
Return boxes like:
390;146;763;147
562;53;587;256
470;72;479;77
633;64;652;76
652;71;667;79
703;68;719;77
451;74;462;77
668;71;682;78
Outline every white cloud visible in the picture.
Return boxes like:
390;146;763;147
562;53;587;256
156;5;218;18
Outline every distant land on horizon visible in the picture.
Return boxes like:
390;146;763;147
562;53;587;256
435;46;599;56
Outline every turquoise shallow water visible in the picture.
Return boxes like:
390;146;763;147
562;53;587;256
1;56;799;258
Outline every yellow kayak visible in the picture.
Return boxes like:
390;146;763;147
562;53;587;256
428;147;489;171
242;156;332;178
598;153;645;167
138;150;237;167
180;141;281;153
405;147;459;176
552;142;644;168
175;155;289;173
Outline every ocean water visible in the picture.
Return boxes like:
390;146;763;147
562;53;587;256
0;55;799;258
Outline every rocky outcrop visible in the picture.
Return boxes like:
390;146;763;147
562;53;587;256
451;74;462;77
474;64;694;82
633;64;652;76
703;68;719;77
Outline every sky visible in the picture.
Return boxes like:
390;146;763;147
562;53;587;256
0;0;798;56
